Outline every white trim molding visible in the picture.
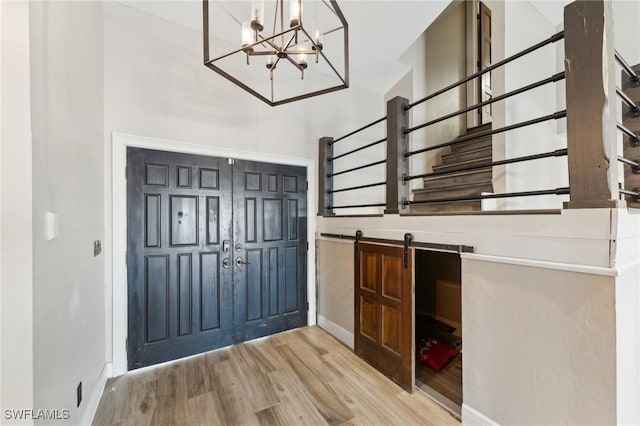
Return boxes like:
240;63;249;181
111;132;317;376
460;252;618;276
462;404;500;426
317;314;354;349
82;362;110;426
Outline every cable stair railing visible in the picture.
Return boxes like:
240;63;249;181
318;0;640;217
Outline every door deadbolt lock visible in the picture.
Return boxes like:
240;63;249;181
222;258;231;269
236;258;250;267
234;243;243;252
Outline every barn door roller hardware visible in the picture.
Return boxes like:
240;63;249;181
403;233;413;269
354;230;363;260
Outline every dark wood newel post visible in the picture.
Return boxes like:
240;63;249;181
385;96;411;214
563;0;622;208
318;137;334;216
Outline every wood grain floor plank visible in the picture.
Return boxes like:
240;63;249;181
255;404;289;426
277;344;353;426
227;343;280;412
396;390;460;426
322;350;402;399
327;375;402;426
121;379;158;426
187;391;225;426
212;359;260;426
279;331;343;383
184;355;211;398
267;368;330;426
155;363;190;426
93;326;460;426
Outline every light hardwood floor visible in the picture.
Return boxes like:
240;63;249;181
93;326;459;426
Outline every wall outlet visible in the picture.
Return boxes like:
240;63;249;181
77;382;82;407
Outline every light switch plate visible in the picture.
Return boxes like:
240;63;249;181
94;240;102;257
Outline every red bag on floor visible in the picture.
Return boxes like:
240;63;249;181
417;338;459;371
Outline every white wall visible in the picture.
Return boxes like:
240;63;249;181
29;2;107;425
502;1;568;210
0;2;34;424
397;2;467;194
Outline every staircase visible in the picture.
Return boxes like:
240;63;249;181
412;124;493;212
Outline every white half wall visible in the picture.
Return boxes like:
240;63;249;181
462;258;616;426
0;1;34;424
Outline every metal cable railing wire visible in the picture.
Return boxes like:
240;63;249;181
617;156;640;172
405;31;564;111
405;187;570;206
616;87;640;113
405;110;567;158
329;116;386;145
329;202;387;209
404;72;565;135
615;50;640;83
330;137;386;161
328;181;387;194
617;122;640;145
620;188;640;199
328;159;386;178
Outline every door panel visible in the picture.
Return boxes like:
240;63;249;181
232;160;308;343
355;242;414;392
127;148;234;370
128;149;308;370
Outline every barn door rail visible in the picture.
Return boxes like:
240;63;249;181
320;232;474;254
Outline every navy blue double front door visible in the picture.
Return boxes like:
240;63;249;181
126;148;307;370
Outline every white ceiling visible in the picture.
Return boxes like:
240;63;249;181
118;0;451;94
116;0;575;94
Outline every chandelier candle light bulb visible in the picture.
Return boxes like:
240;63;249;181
290;0;301;27
250;0;264;31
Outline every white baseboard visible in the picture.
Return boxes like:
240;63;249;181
462;404;499;426
317;314;354;349
81;362;110;426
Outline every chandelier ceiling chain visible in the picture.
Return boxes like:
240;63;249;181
203;0;349;106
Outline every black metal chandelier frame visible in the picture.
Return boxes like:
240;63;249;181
203;0;349;106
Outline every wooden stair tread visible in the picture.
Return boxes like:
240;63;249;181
441;146;493;165
413;180;493;195
449;137;492;154
432;156;492;173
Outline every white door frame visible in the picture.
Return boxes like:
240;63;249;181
111;132;317;376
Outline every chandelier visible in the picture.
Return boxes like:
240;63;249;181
203;0;349;106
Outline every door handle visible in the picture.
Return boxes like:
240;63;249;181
222;258;231;269
236;258;250;267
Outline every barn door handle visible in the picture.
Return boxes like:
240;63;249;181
236;258;250;267
222;258;231;269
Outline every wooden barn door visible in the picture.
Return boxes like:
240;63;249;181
354;242;414;392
